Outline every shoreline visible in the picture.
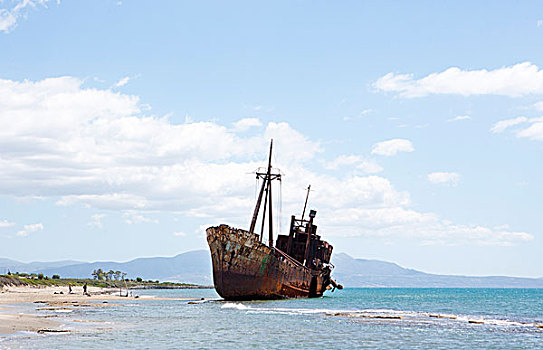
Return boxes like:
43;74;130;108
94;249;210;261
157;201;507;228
129;285;213;289
0;284;196;338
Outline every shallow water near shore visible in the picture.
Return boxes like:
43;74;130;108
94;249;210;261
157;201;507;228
2;288;542;349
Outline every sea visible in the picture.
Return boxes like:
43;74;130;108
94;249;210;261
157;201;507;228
2;288;542;349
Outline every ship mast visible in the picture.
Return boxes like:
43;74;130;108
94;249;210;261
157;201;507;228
300;185;311;222
249;140;281;247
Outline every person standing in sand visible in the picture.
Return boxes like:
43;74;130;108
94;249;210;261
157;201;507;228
68;284;72;294
83;283;87;295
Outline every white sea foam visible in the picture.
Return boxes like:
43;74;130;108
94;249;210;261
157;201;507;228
221;304;542;329
221;303;251;310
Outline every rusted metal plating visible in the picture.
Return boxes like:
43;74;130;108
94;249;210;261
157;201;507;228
207;225;332;300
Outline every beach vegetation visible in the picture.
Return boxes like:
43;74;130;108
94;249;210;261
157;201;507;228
90;268;129;281
91;268;105;280
0;274;209;289
37;273;44;280
52;275;60;279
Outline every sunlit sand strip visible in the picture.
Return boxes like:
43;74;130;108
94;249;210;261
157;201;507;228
0;285;197;337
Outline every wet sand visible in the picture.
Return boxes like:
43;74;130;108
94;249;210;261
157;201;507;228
0;284;193;337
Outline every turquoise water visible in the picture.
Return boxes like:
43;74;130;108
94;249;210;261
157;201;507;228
3;288;543;349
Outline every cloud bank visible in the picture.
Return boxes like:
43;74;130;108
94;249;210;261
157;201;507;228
0;75;531;246
374;62;543;98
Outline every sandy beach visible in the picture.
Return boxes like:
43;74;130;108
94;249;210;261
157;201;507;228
0;284;193;338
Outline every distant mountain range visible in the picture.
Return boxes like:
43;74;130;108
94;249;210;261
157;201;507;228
2;251;543;288
0;258;84;274
331;253;543;288
0;251;213;285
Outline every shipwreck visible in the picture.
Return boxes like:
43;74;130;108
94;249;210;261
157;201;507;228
206;140;342;300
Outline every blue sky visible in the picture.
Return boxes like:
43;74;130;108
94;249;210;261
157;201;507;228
1;1;542;277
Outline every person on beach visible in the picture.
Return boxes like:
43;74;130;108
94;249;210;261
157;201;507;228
68;284;72;294
83;283;87;295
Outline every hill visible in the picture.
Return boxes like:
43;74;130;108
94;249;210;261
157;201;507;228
37;250;213;285
2;251;543;288
331;253;543;288
0;259;84;274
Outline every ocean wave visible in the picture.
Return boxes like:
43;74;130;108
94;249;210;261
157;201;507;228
220;304;543;330
221;303;252;310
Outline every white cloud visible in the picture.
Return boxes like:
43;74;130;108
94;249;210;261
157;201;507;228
324;154;360;169
534;101;543;111
0;76;320;219
0;75;529;246
173;231;187;237
0;0;54;33
323;154;383;173
371;139;414;156
490;116;543;140
447;115;471;122
232;117;262;132
427;172;461;186
123;211;158;224
114;76;130;88
0;9;17;32
0;219;16;228
264;121;322;162
323;206;532;246
88;214;105;229
374;62;543;98
490;116;528;133
17;222;43;237
516;121;543;140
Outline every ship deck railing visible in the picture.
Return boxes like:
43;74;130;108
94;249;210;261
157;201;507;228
273;247;311;272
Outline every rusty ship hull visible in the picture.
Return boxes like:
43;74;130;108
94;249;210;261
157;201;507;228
207;225;331;300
